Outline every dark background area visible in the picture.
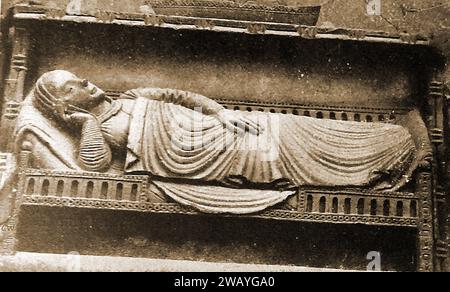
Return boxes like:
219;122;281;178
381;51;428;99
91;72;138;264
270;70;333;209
16;206;418;271
23;21;438;109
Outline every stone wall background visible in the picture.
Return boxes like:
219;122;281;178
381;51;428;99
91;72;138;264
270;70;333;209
2;1;450;88
28;22;432;108
3;1;450;90
2;0;449;35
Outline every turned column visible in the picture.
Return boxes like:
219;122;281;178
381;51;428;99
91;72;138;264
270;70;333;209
0;26;31;152
445;70;450;272
430;29;450;271
428;75;448;271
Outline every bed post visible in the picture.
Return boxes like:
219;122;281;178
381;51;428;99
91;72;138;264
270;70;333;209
0;140;32;256
0;24;31;152
431;30;450;271
427;76;448;271
444;68;450;272
0;24;31;254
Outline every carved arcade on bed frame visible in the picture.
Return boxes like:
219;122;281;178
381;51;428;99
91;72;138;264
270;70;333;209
0;1;449;272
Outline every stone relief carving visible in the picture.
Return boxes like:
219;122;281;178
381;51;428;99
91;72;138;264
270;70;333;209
7;70;432;214
14;0;322;25
0;0;446;273
144;0;322;25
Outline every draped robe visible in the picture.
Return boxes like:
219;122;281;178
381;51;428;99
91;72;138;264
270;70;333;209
126;96;418;191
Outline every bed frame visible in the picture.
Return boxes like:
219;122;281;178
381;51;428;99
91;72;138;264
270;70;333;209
0;100;436;272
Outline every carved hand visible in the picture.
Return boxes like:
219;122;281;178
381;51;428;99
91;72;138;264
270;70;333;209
63;111;97;126
62;110;112;172
417;147;433;170
215;109;264;136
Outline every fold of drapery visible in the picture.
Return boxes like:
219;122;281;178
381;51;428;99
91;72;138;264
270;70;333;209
14;96;81;171
152;180;296;214
126;98;417;192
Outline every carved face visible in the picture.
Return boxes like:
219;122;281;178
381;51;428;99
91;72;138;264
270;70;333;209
39;70;106;111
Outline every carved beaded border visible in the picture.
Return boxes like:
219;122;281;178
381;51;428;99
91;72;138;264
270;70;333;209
256;210;419;227
21;196;419;227
417;172;434;272
21;169;148;183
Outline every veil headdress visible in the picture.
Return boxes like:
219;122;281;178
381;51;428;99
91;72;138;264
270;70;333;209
33;71;90;120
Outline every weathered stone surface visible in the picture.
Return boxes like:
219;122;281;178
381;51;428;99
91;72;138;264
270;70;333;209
0;0;447;272
14;207;417;271
3;1;450;35
0;252;359;272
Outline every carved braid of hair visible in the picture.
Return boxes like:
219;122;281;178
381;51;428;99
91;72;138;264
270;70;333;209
78;118;112;172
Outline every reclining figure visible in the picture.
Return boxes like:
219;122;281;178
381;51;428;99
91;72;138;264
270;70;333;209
10;70;433;214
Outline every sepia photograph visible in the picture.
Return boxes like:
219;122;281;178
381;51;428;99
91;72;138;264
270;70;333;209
0;0;449;276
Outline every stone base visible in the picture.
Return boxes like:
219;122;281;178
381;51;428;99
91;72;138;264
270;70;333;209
0;252;356;272
13;206;417;271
